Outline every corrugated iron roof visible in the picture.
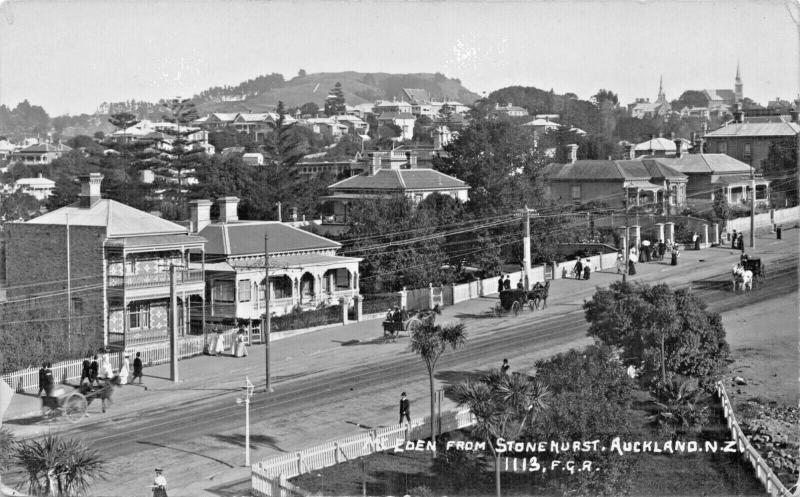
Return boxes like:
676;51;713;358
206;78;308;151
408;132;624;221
27;199;189;237
704;121;800;137
328;168;467;191
655;154;753;174
199;221;341;257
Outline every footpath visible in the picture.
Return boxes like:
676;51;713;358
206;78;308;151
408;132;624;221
1;229;796;497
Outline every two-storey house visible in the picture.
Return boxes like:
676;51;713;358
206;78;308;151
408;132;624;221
190;198;361;329
5;173;207;351
11;142;72;165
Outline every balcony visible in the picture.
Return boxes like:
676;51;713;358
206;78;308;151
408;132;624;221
107;269;205;302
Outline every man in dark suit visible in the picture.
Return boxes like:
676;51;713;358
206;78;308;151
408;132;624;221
80;354;92;385
90;355;100;386
497;276;504;294
399;392;410;424
37;363;47;396
503;275;511;290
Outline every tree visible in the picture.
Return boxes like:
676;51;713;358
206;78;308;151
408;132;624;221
15;432;106;496
410;321;467;442
324;82;346;117
583;281;729;391
158;98;203;219
712;189;731;222
299;102;319;118
452;369;550;497
762;137;798;206
108;112;141;202
0;427;14;488
297;68;307;78
0;191;40;221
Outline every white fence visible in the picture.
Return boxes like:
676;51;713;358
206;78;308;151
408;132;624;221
1;328;238;394
251;408;475;497
715;382;793;497
724;206;800;234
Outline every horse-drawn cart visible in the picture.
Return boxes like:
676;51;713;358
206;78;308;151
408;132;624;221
741;256;764;286
382;307;440;340
41;378;118;422
494;282;551;317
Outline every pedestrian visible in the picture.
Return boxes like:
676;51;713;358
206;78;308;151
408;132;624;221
152;468;168;497
628;258;637;275
693;232;700;250
235;329;248;358
731;230;738;249
516;279;524;289
43;362;54;397
642;240;651;262
737;232;744;251
497;275;504;294
658;240;666;261
119;353;131;385
37;362;48;396
573;257;583;279
399;392;411;425
616;252;624;273
80;354;91;385
214;329;225;356
100;353;114;381
583;260;591;280
503;275;511;291
501;358;510;375
132;352;144;384
90;355;100;386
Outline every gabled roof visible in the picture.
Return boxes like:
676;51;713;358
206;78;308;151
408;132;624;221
654;154;753;174
704;121;800;137
634;137;690;152
209;113;240;122
26;199;189;237
15;176;56;187
545;159;687;182
402;89;431;104
522;118;560;127
328;168;467;191
199;221;340;257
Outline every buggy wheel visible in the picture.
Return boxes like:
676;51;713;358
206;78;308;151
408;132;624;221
42;406;54;419
64;393;87;423
511;301;520;316
406;318;421;334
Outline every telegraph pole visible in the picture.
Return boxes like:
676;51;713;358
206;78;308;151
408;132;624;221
749;171;756;249
523;206;532;290
66;212;71;353
264;234;272;392
169;264;179;382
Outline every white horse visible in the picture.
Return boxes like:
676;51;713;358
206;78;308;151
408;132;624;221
731;264;753;292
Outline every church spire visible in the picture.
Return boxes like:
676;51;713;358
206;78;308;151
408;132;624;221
735;61;743;103
657;75;666;103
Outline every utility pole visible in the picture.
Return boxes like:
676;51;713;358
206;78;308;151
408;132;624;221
749;171;756;249
66;212;71;353
276;201;282;222
264;234;272;392
169;264;179;382
522;206;532;291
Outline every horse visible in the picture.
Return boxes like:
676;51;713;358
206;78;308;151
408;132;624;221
731;264;752;292
79;375;120;413
528;281;551;310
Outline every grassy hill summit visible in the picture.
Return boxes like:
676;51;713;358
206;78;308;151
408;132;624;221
194;71;482;113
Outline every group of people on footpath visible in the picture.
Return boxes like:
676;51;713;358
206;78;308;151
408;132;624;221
497;274;524;292
38;350;144;397
730;229;745;250
207;327;250;358
569;258;592;280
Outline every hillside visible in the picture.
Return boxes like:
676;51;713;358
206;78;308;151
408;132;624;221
195;71;482;113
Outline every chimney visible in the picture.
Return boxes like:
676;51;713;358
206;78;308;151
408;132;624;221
674;139;682;158
216;196;239;223
189;199;212;232
566;144;578;164
790;108;798;123
670;132;675;140
624;143;636;160
78;173;103;208
733;103;744;123
368;154;381;175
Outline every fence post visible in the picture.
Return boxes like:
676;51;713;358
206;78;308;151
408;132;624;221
296;451;303;476
339;297;349;325
334;442;340;464
354;295;364;322
399;287;408;310
703;224;709;247
713;223;720;245
428;283;435;309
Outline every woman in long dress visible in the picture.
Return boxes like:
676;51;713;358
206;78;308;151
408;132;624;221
100;354;114;380
214;331;225;356
119;353;130;385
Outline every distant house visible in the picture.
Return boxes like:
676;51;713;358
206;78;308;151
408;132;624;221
190;197;361;324
11;142;72;165
321;161;469;223
544;145;688;211
110;120;213;154
0;140;16;161
302;117;350;142
14;174;56;201
627;77;671;119
703;111;800;169
374;99;414;115
634;136;691;158
377;112;416;141
492;103;528;118
242;153;265;166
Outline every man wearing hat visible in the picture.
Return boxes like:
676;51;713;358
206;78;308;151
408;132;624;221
399;392;410;425
152;468;168;497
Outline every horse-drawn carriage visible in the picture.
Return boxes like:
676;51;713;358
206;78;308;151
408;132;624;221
494;281;550;317
41;377;119;422
731;255;764;292
382;306;441;340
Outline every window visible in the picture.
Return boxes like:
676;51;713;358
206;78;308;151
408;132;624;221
718;142;727;154
334;269;350;290
212;280;235;303
270;276;293;299
571;185;581;201
238;279;251;302
71;297;83;315
129;303;150;330
744;143;752;158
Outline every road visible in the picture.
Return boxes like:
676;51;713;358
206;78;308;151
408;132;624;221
4;250;798;496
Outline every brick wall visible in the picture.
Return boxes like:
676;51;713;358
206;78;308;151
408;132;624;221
5;223;107;345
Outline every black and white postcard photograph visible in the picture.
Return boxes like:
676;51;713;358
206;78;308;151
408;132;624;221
0;0;798;496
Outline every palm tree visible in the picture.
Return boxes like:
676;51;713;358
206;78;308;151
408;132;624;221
410;321;467;442
14;432;105;496
0;427;15;490
452;369;550;497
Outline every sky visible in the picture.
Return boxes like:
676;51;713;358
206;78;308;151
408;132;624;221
0;0;798;116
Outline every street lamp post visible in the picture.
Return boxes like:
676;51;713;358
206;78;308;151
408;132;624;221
237;377;255;466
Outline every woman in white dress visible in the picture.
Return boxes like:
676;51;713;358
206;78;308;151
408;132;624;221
100;354;114;380
119;353;130;385
214;331;225;356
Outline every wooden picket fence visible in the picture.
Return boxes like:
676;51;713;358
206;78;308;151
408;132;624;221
251;408;475;497
1;328;238;394
715;382;793;497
